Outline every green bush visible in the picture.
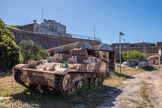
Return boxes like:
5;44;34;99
122;50;146;61
38;50;50;59
20;40;49;63
11;25;21;29
0;18;21;71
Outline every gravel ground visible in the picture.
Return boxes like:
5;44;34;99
98;68;162;108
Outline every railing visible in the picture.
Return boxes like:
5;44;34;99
69;33;102;43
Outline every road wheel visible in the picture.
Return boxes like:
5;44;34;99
77;80;83;89
90;78;95;88
94;77;99;86
62;74;73;93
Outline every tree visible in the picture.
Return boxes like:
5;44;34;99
122;50;146;61
0;18;21;71
20;40;49;63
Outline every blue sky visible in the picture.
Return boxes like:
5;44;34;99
0;0;162;44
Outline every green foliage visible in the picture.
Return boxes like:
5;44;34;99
38;50;50;59
0;18;21;71
18;53;24;63
122;50;146;61
20;40;49;63
11;25;21;29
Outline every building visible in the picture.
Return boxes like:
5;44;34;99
111;42;162;64
20;19;71;37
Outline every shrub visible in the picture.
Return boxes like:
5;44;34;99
20;40;49;63
0;18;21;71
122;50;146;61
11;25;21;29
38;50;50;59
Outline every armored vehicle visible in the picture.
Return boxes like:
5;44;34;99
13;41;114;94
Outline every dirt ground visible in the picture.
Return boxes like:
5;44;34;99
0;67;162;108
98;67;162;108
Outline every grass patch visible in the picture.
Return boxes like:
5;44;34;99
104;66;148;87
0;75;117;108
0;66;151;107
160;75;162;92
140;81;151;102
146;76;152;80
103;71;127;87
130;99;139;104
136;80;155;108
149;103;154;107
129;99;148;108
136;102;147;108
115;66;149;76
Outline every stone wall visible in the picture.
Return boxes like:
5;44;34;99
20;24;34;32
113;47;160;62
7;27;101;49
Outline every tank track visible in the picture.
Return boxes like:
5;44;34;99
14;69;30;89
54;73;105;94
54;75;65;94
14;70;105;94
14;70;40;91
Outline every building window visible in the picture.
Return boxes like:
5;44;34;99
46;24;50;28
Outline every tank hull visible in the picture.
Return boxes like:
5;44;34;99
13;65;107;94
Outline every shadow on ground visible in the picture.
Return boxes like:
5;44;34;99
9;71;137;108
10;85;123;108
109;71;135;79
97;87;122;108
0;71;12;78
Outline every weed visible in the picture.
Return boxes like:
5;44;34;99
0;75;115;107
146;76;152;80
159;75;162;92
0;66;151;107
140;81;151;102
149;103;154;107
130;99;139;104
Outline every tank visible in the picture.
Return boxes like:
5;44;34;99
13;41;115;94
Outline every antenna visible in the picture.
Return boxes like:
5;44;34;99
41;8;44;23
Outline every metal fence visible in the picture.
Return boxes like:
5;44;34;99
69;33;102;43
